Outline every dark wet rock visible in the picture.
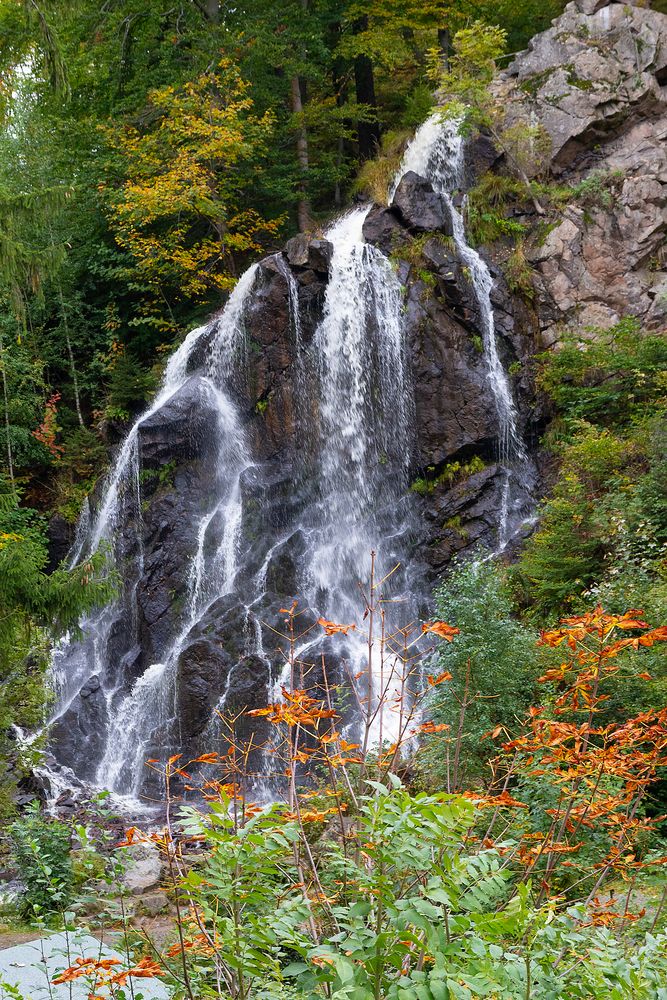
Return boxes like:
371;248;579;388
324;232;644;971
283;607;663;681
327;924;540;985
139;375;222;468
55;791;77;812
50;680;109;783
362;205;410;256
421;463;535;572
406;283;498;469
392;172;454;234
176;600;267;741
463;131;499;186
80;675;101;698
14;771;48;808
285;235;333;274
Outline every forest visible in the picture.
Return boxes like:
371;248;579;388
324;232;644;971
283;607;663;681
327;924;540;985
0;0;666;997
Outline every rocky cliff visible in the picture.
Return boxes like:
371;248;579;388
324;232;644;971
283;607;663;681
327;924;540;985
500;0;667;342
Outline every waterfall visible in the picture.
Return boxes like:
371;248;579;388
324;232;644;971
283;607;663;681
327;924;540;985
48;268;259;803
392;113;535;550
274;207;414;748
48;202;416;801
45;111;533;805
392;115;524;464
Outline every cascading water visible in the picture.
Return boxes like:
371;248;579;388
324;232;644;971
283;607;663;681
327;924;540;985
48;267;260;803
45;110;533;805
271;207;414;747
48;203;416;801
392;115;524;463
392;113;535;547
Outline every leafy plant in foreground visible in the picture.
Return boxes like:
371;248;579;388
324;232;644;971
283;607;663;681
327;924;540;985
9;804;74;917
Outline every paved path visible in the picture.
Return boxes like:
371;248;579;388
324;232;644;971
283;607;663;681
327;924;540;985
0;930;170;999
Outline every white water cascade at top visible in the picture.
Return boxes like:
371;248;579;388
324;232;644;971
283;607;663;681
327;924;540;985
393;112;537;554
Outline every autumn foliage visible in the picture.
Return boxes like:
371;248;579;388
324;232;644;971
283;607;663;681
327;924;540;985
105;59;283;307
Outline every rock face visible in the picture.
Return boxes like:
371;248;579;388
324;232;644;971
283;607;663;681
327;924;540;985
494;0;667;344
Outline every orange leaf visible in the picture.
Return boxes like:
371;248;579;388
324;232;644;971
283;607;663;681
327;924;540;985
318;617;356;636
422;621;459;641
427;671;453;686
418;720;450;734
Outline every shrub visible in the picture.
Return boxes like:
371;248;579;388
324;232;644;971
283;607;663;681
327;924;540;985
9;804;74;917
536;318;667;430
352;128;413;205
418;561;540;788
513;425;636;616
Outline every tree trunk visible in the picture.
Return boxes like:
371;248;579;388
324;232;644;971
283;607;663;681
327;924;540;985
438;27;450;71
332;58;347;208
206;0;220;23
57;286;84;428
0;329;15;491
290;76;311;232
353;17;380;161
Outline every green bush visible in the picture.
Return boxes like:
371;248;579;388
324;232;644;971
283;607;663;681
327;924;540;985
174;781;667;1000
516;319;667;619
9;804;74;917
410;456;486;495
512;425;630;617
419;560;540;787
536;318;667;430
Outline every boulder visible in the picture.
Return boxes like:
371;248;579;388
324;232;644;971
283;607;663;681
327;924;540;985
362;205;410;255
392;172;454;234
285;235;333;273
136;891;170;917
120;842;163;895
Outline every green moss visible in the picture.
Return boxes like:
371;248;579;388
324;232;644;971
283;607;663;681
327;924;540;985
390;231;455;268
417;269;437;290
443;515;469;541
565;67;594;91
534;220;559;247
519;67;558;96
410;455;486;495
